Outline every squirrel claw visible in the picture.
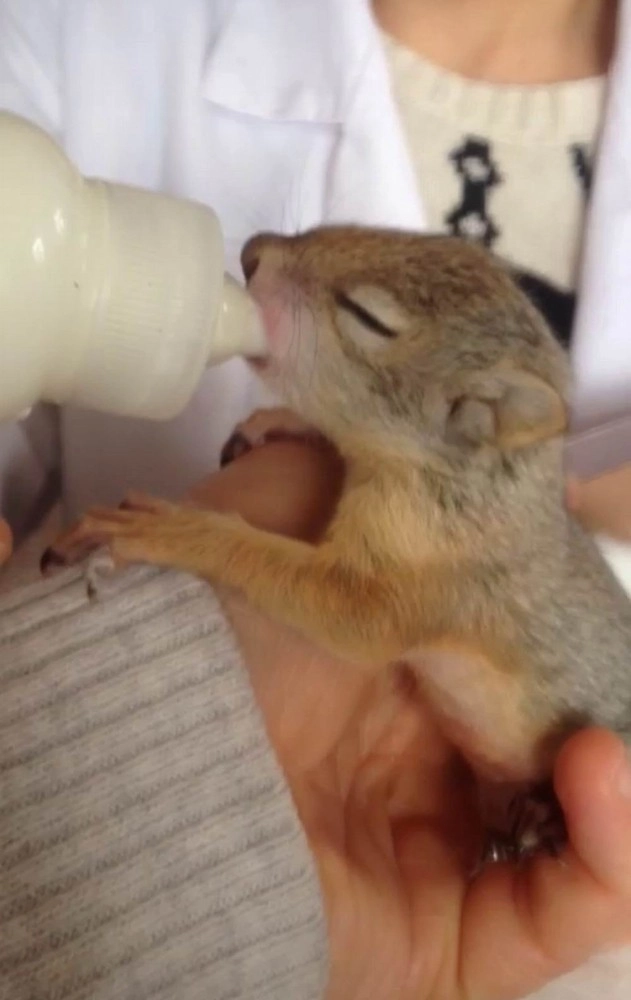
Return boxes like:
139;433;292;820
474;782;567;875
40;546;68;575
220;407;325;467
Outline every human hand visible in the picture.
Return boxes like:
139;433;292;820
0;518;12;566
188;440;631;1000
567;464;631;542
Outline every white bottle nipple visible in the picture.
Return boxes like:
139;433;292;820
211;274;267;366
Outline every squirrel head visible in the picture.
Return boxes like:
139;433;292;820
242;227;569;464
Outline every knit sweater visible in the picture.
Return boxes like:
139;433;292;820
383;32;605;347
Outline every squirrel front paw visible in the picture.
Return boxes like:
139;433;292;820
220;407;324;467
40;492;174;575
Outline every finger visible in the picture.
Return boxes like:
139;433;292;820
565;475;582;512
555;728;631;895
570;465;631;541
460;729;631;1000
0;519;13;565
187;439;344;541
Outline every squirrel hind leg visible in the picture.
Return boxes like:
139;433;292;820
473;780;567;875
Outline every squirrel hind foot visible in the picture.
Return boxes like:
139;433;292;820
474;781;567;874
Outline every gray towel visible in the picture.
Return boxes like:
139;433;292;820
0;564;327;1000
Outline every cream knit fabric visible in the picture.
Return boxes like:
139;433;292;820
383;33;605;298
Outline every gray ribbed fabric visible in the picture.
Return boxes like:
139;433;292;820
0;565;327;1000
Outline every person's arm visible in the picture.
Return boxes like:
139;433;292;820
0;0;63;538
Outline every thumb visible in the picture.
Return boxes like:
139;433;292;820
555;727;631;900
461;729;631;1000
0;518;12;566
518;727;631;971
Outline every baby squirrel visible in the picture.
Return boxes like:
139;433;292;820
44;227;631;861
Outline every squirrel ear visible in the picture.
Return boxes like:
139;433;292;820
446;369;568;450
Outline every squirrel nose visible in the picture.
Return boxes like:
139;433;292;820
241;232;288;283
241;239;260;282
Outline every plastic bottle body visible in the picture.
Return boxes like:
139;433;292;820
0;112;265;422
60;179;228;419
0;112;80;417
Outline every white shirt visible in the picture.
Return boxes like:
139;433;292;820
0;0;630;529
